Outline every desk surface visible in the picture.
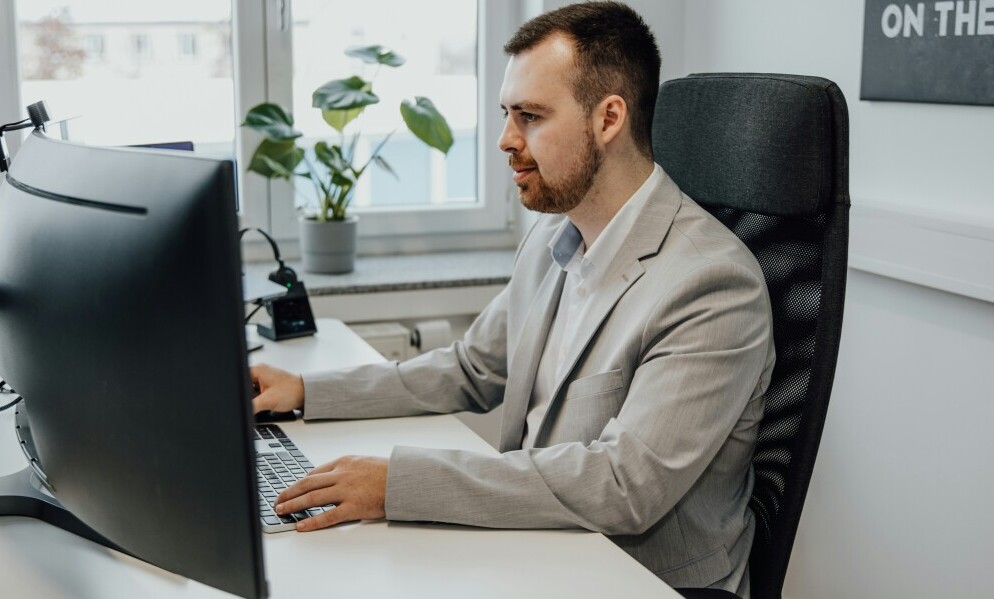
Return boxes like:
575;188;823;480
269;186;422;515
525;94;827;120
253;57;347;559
0;319;676;598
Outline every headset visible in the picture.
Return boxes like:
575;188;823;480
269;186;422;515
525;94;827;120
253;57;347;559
239;228;317;341
239;227;298;288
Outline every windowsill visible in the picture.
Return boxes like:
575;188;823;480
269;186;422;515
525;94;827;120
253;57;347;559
243;249;515;296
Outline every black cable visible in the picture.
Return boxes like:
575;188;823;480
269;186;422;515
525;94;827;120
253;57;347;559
0;119;35;133
244;302;265;324
0;378;23;412
239;227;298;287
0;395;22;411
239;227;287;272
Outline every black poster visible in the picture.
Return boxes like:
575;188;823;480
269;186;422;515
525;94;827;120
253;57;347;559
861;0;994;105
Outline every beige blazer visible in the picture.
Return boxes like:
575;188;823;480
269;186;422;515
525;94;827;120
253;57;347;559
302;168;775;596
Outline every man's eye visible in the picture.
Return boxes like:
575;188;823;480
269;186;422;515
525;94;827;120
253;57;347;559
521;112;538;123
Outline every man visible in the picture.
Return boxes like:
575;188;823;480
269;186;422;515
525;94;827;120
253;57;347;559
252;2;775;595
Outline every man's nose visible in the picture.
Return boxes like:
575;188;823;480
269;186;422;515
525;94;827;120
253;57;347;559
498;118;521;154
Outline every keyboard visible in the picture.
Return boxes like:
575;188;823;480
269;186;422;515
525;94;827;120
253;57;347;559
254;423;333;532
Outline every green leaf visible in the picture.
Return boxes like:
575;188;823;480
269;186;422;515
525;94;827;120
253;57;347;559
241;103;301;141
314;141;350;173
400;97;453;155
258;155;295;178
312;76;379;111
373;155;398;180
331;170;356;188
345;44;406;67
247;139;303;179
322;106;364;133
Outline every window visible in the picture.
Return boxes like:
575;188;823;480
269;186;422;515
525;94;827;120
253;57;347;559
83;34;104;60
132;33;151;60
241;0;516;242
1;0;519;250
290;1;476;212
177;32;197;58
6;2;234;156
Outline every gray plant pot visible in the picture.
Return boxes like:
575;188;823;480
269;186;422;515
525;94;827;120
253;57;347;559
299;215;357;274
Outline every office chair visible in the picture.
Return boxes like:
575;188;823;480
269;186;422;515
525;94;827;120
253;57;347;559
651;74;850;599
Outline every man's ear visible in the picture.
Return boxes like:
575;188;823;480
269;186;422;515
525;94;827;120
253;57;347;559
594;94;628;146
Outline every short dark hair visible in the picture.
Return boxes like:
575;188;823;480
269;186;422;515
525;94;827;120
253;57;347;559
504;1;661;160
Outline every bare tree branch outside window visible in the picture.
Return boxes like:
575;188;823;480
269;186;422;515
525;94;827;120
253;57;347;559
24;8;86;81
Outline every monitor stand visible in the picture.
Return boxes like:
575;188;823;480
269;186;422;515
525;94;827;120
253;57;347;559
0;466;126;553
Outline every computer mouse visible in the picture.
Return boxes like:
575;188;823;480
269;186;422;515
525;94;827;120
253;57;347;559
254;410;298;423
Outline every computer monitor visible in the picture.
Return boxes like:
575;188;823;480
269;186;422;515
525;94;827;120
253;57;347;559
0;130;267;598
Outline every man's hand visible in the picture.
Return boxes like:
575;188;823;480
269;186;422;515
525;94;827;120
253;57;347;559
275;455;389;531
251;364;305;414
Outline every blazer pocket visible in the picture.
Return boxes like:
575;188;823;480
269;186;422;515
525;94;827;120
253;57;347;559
550;370;626;443
564;369;624;400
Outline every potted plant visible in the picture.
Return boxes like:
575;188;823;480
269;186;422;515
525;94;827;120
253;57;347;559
241;44;453;273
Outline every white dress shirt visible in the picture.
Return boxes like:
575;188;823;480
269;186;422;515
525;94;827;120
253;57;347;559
521;164;663;448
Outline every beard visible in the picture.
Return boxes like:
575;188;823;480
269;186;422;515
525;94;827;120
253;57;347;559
511;128;603;214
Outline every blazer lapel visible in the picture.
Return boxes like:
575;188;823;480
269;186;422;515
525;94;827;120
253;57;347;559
498;262;566;452
532;171;685;444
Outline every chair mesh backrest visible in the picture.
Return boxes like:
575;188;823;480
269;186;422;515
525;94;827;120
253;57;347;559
707;209;825;546
653;74;849;599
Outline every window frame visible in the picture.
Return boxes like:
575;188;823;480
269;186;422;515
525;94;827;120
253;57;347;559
0;0;24;156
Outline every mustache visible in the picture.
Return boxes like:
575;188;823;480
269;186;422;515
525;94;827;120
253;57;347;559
508;155;537;170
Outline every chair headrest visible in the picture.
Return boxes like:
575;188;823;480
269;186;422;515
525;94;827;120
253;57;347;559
652;73;844;217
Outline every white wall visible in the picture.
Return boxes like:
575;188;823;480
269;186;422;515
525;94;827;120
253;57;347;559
651;1;994;597
788;270;994;598
532;0;686;81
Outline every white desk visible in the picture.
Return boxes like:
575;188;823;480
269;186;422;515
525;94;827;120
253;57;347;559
0;319;676;598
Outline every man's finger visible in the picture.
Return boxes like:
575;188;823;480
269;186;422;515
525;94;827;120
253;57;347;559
296;504;354;532
251;391;277;414
306;457;345;476
277;471;340;504
275;488;338;517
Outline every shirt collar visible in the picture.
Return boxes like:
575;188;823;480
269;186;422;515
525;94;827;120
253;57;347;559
584;163;661;270
548;219;589;276
546;163;661;279
549;164;663;278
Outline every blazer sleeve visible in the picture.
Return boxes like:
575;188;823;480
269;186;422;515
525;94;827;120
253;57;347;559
300;284;511;420
383;260;774;535
299;219;546;420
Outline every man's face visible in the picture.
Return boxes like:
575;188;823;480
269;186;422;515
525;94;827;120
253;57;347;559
498;35;603;214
